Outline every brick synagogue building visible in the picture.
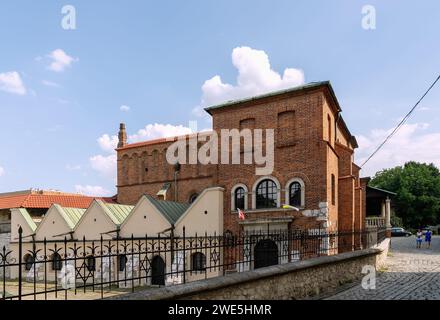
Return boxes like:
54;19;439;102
115;81;368;239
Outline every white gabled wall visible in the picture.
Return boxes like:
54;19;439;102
10;208;34;242
174;187;224;237
35;205;71;241
119;196;171;238
74;201;116;240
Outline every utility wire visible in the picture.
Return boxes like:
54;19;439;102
360;74;440;168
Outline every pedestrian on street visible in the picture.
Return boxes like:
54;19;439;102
425;229;432;248
416;229;423;248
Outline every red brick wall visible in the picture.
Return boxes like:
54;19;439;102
116;86;360;235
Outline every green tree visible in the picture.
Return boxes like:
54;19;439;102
370;162;440;228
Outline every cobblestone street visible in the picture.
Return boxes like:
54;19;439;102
326;236;440;300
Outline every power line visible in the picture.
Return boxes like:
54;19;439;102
360;74;440;168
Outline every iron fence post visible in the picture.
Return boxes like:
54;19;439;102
18;226;22;300
182;226;186;284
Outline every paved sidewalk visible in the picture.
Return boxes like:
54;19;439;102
326;236;440;300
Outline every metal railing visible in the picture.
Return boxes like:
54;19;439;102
365;216;386;228
0;226;386;300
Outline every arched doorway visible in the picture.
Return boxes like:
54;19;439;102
151;255;165;285
254;239;278;269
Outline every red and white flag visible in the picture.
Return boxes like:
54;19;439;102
238;208;245;220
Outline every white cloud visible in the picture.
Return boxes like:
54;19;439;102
0;166;4;177
129;123;193;143
90;124;193;181
193;46;305;116
90;154;117;179
47;49;77;72
42;80;61;88
356;122;440;176
97;134;119;153
74;185;112;197
0;71;26;95
120;105;130;112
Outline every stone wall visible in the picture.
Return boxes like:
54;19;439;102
108;239;390;300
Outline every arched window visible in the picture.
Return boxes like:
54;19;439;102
118;255;128;272
189;193;199;204
285;178;305;208
289;182;302;207
24;254;34;271
256;179;278;209
86;256;95;272
191;252;206;271
51;253;62;271
234;187;245;210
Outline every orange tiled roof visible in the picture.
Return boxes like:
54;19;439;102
0;194;115;210
116;131;214;151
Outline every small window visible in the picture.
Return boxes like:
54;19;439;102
189;193;199;204
289;182;302;207
118;255;128;272
191;252;206;271
24;254;34;271
86;256;96;272
331;174;336;205
327;115;332;143
234;187;245;210
51;253;63;271
256;179;278;209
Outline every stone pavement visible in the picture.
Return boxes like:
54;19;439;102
325;236;440;300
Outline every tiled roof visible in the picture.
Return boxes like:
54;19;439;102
145;195;190;224
0;194;115;210
117;132;214;151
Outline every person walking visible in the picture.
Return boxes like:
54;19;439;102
425;229;432;248
416;229;423;249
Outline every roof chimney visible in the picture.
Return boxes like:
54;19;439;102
117;123;127;148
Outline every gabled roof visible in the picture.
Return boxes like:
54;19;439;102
97;200;134;226
17;208;37;232
54;204;86;230
0;193;115;210
145;195;190;225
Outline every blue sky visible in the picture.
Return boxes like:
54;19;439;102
0;0;439;196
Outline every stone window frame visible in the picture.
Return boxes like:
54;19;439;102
251;176;281;210
231;183;249;212
284;178;306;209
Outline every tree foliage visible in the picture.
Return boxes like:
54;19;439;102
370;161;440;228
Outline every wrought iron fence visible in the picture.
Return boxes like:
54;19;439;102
0;226;386;300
